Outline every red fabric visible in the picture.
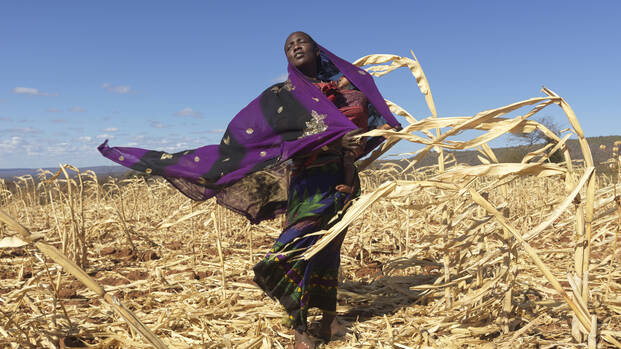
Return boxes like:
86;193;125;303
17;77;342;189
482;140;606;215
314;83;369;130
314;82;339;102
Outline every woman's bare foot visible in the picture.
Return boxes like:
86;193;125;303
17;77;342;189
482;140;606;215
294;330;315;349
335;184;354;194
319;316;347;342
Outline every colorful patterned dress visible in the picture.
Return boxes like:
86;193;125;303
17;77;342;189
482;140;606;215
253;155;358;331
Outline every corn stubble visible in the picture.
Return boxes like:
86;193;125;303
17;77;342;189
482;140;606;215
1;53;621;348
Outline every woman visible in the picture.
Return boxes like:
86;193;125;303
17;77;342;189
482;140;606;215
98;31;400;348
253;31;364;348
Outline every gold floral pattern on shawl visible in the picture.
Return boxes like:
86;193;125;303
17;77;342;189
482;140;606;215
298;110;328;139
271;79;295;94
283;79;294;91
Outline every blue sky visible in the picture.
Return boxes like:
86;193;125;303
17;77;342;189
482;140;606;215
1;1;619;168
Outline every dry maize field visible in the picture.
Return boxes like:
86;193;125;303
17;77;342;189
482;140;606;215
1;53;621;348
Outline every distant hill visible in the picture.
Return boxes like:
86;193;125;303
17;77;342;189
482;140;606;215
376;135;621;175
0;165;126;180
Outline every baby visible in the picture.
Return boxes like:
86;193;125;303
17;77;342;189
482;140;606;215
334;76;368;194
315;76;393;194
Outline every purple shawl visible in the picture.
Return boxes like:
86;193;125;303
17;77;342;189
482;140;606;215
98;44;400;223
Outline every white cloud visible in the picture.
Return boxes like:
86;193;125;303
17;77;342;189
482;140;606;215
12;87;59;96
0;136;42;155
174;107;202;118
0;117;13;122
26;144;43;155
271;73;289;83
190;128;225;135
42;139;89;155
78;136;92;142
0;136;23;152
150;121;165;128
14;87;38;95
68;106;86;113
51;118;67;123
3;127;41;134
46;144;67;154
96;134;115;139
102;82;132;94
78;144;95;151
102;127;119;132
47;108;62;113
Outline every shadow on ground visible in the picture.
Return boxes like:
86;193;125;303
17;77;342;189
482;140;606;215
340;255;442;320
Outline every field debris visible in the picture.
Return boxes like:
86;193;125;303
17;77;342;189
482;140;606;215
1;52;621;348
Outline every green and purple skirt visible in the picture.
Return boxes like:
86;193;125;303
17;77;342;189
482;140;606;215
253;160;357;331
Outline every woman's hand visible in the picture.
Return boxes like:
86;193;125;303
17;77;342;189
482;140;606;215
341;128;364;152
378;123;402;139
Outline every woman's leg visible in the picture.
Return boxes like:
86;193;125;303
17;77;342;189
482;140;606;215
253;220;325;346
319;310;347;341
307;231;348;342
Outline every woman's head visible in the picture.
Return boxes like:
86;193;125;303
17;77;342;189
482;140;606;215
284;31;320;78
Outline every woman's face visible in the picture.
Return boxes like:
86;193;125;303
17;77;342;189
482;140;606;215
284;32;319;74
